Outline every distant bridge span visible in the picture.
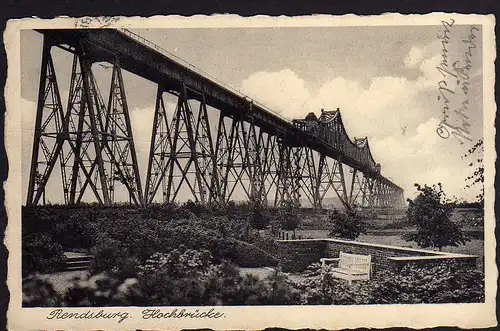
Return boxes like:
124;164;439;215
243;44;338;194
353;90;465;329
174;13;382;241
26;28;404;209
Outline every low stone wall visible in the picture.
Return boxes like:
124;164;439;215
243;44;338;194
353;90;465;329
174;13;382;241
277;240;326;272
277;238;478;274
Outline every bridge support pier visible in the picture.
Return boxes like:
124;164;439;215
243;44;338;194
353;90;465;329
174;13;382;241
157;86;216;204
27;37;143;205
315;154;349;209
145;85;172;203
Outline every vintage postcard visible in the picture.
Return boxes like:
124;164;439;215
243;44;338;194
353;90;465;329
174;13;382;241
4;13;497;330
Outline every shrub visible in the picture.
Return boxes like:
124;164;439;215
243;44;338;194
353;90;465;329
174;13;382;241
90;235;138;280
203;261;300;305
52;214;99;249
22;233;67;276
458;209;484;227
264;272;302;305
291;263;373;305
248;201;271;230
277;201;300;235
290;262;484;305
220;238;278;267
137;248;297;306
372;263;484;304
64;273;144;306
136;248;214;306
328;209;366;240
139;247;213;279
22;275;62;307
405;183;469;250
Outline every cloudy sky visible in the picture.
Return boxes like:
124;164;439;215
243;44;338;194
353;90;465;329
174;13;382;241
20;25;484;203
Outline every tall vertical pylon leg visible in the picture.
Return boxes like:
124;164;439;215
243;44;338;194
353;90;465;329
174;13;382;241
78;55;111;204
145;86;172;203
27;39;66;205
75;59;144;205
60;53;105;204
275;141;301;208
314;154;349;209
163;86;214;203
101;62;144;204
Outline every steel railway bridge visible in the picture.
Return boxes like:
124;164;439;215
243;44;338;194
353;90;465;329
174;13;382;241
26;28;405;209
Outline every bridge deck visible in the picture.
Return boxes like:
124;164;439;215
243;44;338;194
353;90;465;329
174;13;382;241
37;28;402;191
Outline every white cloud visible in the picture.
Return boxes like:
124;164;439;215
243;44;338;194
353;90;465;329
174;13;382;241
404;46;424;68
241;69;313;119
239;62;481;200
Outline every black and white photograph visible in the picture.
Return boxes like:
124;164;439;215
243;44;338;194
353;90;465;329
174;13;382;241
5;14;497;330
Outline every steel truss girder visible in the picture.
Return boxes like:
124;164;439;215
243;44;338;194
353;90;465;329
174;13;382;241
27;38;143;205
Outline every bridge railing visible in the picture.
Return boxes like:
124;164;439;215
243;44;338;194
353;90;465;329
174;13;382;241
119;28;291;124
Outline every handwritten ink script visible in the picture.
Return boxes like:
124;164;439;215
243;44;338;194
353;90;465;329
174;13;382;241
46;308;225;324
75;16;121;28
435;18;480;144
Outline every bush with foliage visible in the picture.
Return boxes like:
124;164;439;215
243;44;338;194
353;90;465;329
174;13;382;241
90;234;139;280
291;263;374;305
137;248;296;306
404;183;469;251
277;201;301;236
64;274;144;306
52;213;99;249
22;233;67;276
24;273;144;307
219;238;278;268
248;201;271;230
139;247;213;279
290;261;484;305
458;208;484;227
23;275;63;307
328;209;366;240
371;263;484;304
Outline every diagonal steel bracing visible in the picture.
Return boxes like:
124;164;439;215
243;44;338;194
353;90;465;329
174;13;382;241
160;86;215;203
75;60;143;205
27;38;143;205
60;53;106;204
27;39;66;205
315;154;349;209
145;86;173;203
214;114;266;204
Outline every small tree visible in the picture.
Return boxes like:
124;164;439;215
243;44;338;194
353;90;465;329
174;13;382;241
328;209;366;240
404;183;469;251
463;139;484;204
277;201;300;237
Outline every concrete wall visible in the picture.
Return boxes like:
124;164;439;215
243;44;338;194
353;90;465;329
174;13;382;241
278;238;478;274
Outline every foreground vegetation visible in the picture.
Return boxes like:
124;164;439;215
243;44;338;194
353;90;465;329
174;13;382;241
23;256;484;306
22;198;484;306
22;202;281;277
